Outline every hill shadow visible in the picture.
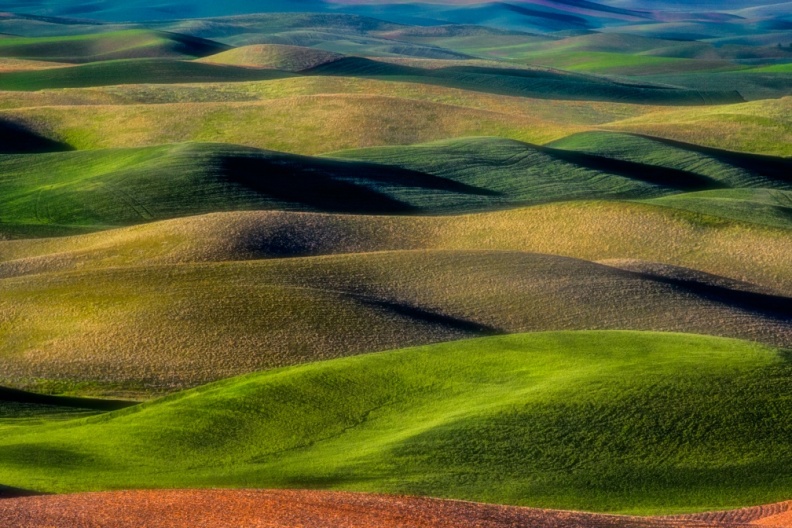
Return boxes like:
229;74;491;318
220;153;500;214
0;119;73;154
0;485;44;499
0;386;137;412
537;145;724;191
633;133;792;186
632;271;792;323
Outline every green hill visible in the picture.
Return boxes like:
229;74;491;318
0;30;229;63
0;139;690;231
645;188;792;230
0;251;790;395
548;131;792;189
303;57;744;105
0;58;294;90
3;137;791;234
1;331;792;514
605;97;792;157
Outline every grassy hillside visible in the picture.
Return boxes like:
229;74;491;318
3;136;790;232
0;138;722;230
640;70;792;102
0;30;229;63
606;97;792;156
303;57;744;105
0;97;579;153
645;189;792;230
2;203;792;296
1;251;790;395
1;331;792;514
198;44;343;71
547;131;792;189
0;76;661;133
0;142;440;229
521;51;739;76
0;58;293;91
331;135;792;192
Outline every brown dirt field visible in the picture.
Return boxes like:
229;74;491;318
0;490;790;528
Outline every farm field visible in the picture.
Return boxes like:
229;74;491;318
0;0;790;525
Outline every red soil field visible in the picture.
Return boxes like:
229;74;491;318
0;490;790;528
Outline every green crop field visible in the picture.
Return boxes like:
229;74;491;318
1;2;791;525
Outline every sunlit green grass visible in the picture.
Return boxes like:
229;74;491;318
1;331;791;515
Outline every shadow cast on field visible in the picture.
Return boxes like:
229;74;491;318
0;485;45;499
637;272;792;323
0;119;73;154
221;154;499;214
538;145;724;192
352;295;503;336
635;133;792;185
0;386;137;412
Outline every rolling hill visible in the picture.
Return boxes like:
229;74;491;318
606;96;792;156
1;332;792;514
0;98;578;153
0;58;294;91
3;136;791;234
302;57;744;104
2;203;792;297
547;131;792;189
198;44;344;71
0;138;715;230
0;251;790;395
645;189;792;230
0;30;229;63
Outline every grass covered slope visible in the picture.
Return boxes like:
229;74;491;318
198;44;344;71
645;189;792;230
0;142;440;229
606;97;792;157
0;30;229;63
2;204;792;297
3;136;792;232
303;57;744;105
547;131;792;190
2;332;792;514
0;59;294;91
0;251;790;395
0;137;740;231
0;95;572;153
